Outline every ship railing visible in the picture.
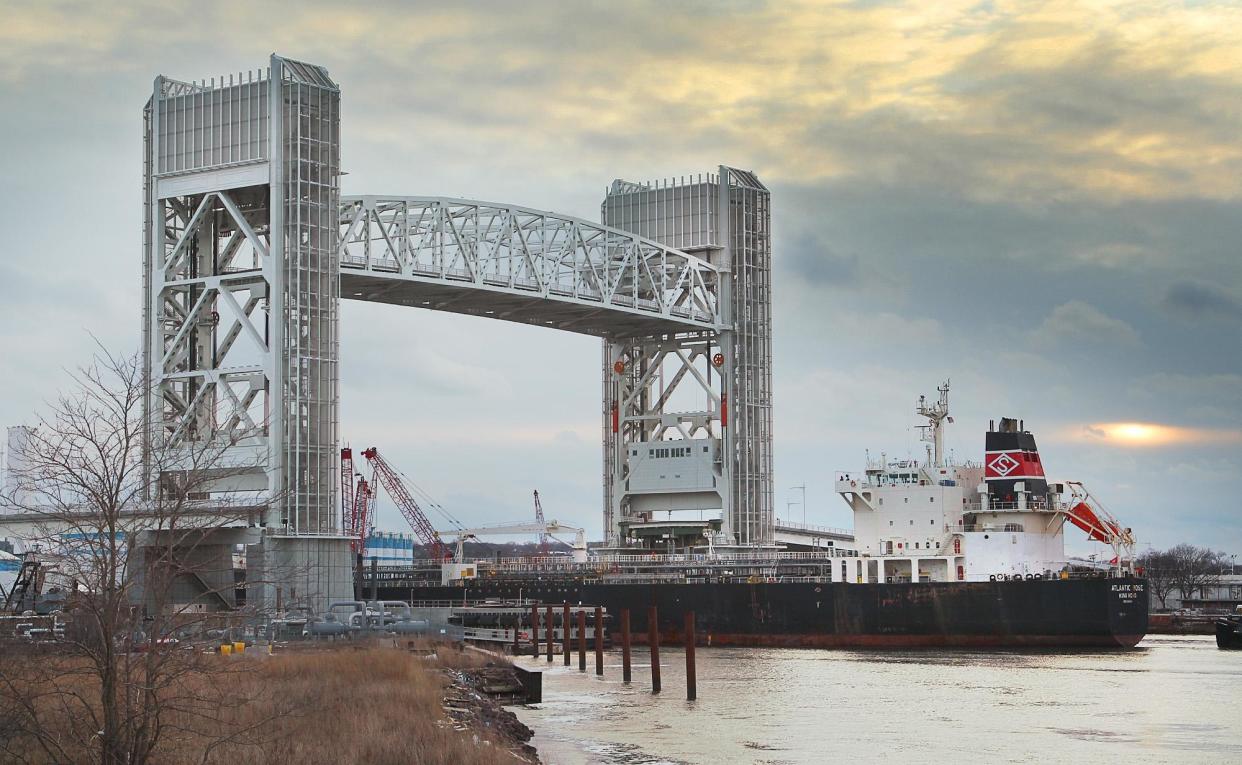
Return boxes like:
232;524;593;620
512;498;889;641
403;550;860;568
946;524;1028;533
580;574;836;585
773;519;855;537
401;599;543;609
588;551;855;564
972;501;1056;512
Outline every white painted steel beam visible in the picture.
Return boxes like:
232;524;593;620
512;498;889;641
338;196;723;338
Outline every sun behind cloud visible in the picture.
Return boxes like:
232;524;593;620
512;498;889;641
1076;421;1242;448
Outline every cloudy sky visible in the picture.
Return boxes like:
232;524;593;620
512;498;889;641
1;0;1238;556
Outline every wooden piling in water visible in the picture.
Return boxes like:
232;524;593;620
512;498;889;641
577;609;587;671
594;606;604;675
621;608;632;683
648;606;661;693
562;602;572;665
530;603;539;657
546;605;554;662
685;611;696;701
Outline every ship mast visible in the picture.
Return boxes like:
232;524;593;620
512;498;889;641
916;381;952;467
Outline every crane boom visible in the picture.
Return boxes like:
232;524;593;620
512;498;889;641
438;520;588;563
533;490;549;556
362;447;449;559
350;476;374;553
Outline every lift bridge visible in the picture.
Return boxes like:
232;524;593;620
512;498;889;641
131;55;774;611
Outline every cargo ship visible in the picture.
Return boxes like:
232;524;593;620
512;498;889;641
371;384;1148;648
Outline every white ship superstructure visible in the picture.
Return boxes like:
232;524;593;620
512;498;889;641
835;383;1135;584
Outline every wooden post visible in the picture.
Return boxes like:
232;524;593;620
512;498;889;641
530;603;540;657
620;608;632;683
685;611;696;701
562;602;572;666
648;605;661;693
546;605;554;662
594;606;604;675
577;609;587;671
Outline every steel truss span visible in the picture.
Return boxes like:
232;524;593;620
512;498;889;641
338;196;722;338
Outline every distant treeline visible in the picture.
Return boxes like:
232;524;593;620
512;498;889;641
1137;544;1233;610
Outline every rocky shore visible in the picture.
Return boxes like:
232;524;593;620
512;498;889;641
441;661;540;763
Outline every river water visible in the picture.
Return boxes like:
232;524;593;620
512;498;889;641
512;636;1240;764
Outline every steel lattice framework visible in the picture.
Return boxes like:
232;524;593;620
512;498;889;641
139;55;774;612
337;196;722;338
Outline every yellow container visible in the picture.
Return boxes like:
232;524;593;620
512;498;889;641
233;642;245;654
220;644;232;656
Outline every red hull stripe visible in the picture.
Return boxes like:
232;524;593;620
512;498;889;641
614;631;1144;649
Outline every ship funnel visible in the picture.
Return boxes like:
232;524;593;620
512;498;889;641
984;418;1048;506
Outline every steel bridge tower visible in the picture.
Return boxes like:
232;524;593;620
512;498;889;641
601;168;773;547
142;55;352;612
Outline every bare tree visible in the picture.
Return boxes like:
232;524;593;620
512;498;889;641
0;348;279;764
1168;543;1228;606
1137;548;1178;611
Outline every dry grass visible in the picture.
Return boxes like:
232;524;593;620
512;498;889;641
0;644;525;765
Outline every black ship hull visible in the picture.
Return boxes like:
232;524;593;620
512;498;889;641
1215;619;1242;650
379;576;1148;649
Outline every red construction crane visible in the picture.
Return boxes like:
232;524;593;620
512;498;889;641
532;490;549;556
350;476;375;553
361;447;450;559
340;447;376;553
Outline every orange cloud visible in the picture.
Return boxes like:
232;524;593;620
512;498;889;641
1073;421;1242;448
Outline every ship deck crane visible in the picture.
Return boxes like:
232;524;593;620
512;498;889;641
440;520;588;563
532;490;549;556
